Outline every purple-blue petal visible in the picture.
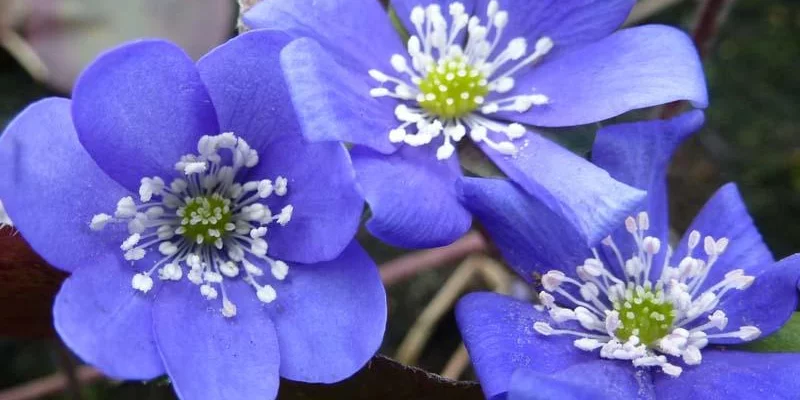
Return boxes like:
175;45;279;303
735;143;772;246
198;30;364;264
280;37;400;154
654;350;800;399
508;363;653;400
455;292;599;399
249;138;363;264
458;177;591;280
496;25;707;127
53;255;164;380
267;242;386;383
197;30;297;155
479;131;646;248
0;98;130;273
153;280;280;400
245;0;404;71
353;145;471;249
592;111;705;278
711;254;800;344
71;40;219;192
476;0;634;57
673;183;774;294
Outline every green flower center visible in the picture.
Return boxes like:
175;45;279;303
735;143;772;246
418;58;488;119
179;194;232;244
613;286;676;346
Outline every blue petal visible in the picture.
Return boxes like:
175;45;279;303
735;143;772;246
153;280;280;400
268;242;386;383
508;364;653;400
455;292;599;399
479;132;646;248
354;145;471;249
197;30;297;155
496;25;708;127
712;254;800;344
245;0;404;71
592;111;705;278
53;254;164;380
673;183;774;294
198;30;363;263
477;0;634;57
280;37;400;154
72;40;219;192
654;351;800;399
0;98;130;272
458;177;591;280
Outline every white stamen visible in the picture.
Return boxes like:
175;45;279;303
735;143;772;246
368;1;554;160
534;211;759;378
92;133;295;318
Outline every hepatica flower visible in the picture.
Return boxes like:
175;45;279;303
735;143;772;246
0;31;386;400
245;0;707;249
456;111;800;399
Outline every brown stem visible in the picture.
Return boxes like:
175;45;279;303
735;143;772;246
0;366;102;400
659;0;737;119
379;231;489;286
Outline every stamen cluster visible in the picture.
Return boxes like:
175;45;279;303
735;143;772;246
369;1;553;160
91;133;294;317
533;212;760;377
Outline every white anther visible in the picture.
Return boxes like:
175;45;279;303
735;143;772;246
625;216;637;233
115;197;137;218
737;326;761;341
131;273;154;293
158;241;178;256
200;284;218;299
271;260;289;280
368;69;389;82
139;177;165;202
436;143;456;160
535;37;554;55
707;310;728;330
124;248;146;261
574;338;605;351
533;322;554;335
643;237;661;255
220;261;240;278
505;123;526;139
277;205;293;226
688;230;701;249
257;285;277;303
274;177;288;196
258;180;274;198
221;299;237;318
541;270;565;291
183;161;208;175
90;213;112;231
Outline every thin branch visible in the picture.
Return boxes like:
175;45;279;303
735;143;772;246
0;30;48;82
0;366;102;400
659;0;737;119
440;344;470;380
394;256;481;365
624;0;687;27
380;231;489;286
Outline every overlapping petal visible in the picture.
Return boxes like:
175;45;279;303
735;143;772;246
654;351;800;399
479;132;646;248
245;0;404;71
199;30;363;263
458;177;591;280
496;25;707;127
0;98;130;272
72;40;219;192
154;280;281;400
592;111;705;277
354;145;471;249
280;37;400;153
267;242;386;383
53;253;164;379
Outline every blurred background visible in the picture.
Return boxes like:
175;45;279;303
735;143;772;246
1;0;798;399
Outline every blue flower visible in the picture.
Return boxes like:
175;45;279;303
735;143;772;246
0;31;386;400
245;0;708;249
455;111;800;399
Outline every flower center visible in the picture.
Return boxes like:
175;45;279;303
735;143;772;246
91;133;294;318
417;57;488;119
368;1;554;160
178;194;233;245
613;285;675;346
533;212;761;377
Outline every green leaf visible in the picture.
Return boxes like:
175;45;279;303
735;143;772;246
739;312;800;353
388;6;411;43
